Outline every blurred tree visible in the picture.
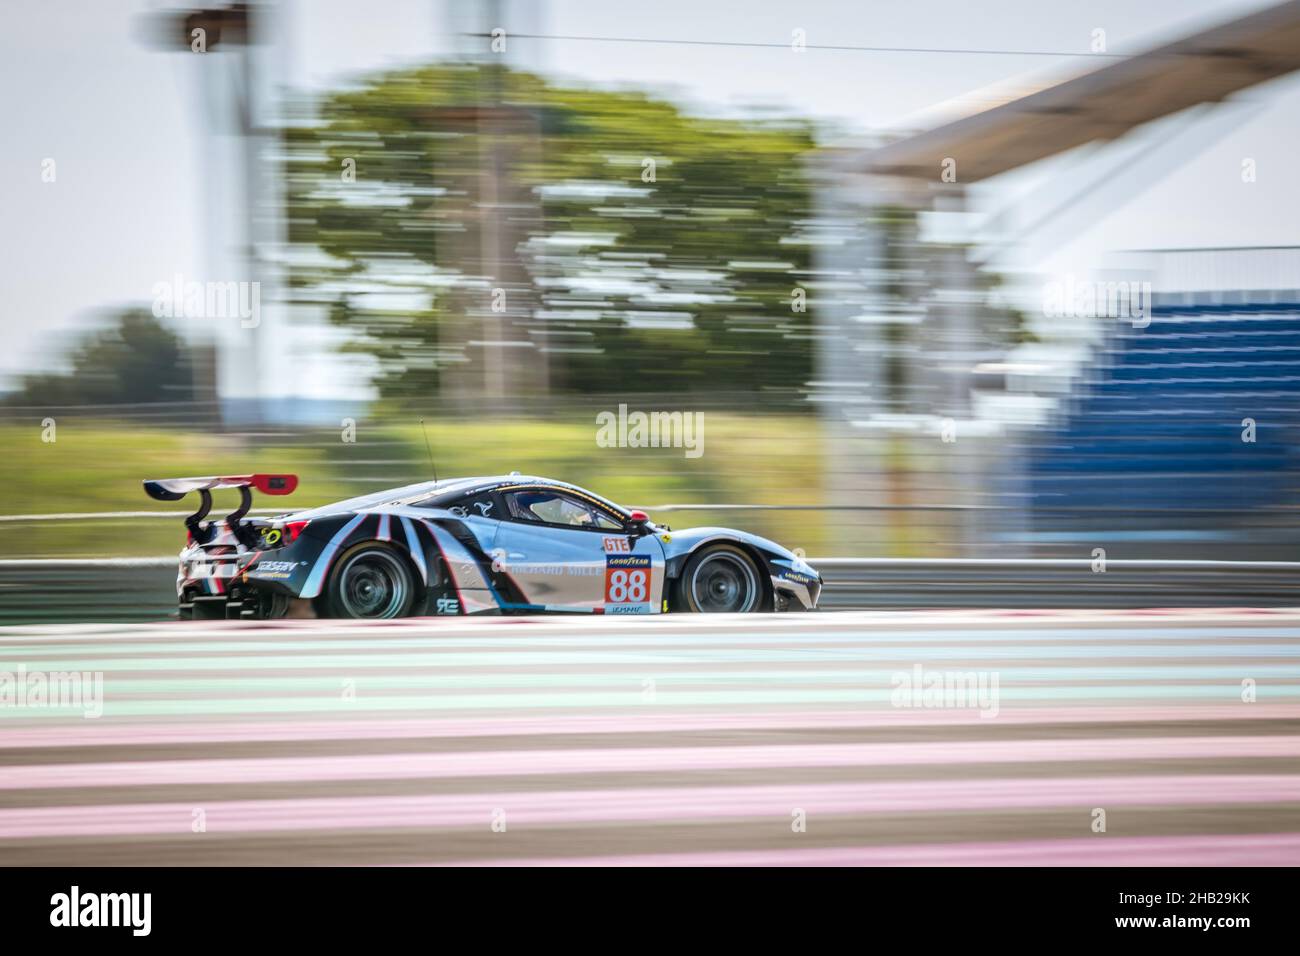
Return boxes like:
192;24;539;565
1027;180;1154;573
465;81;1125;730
284;64;817;401
6;309;194;407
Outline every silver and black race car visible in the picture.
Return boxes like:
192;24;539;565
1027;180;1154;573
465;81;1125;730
143;473;823;620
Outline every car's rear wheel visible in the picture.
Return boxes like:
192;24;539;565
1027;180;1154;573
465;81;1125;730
323;543;416;619
677;544;763;613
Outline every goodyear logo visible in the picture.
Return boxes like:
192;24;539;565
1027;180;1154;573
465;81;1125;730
606;554;651;569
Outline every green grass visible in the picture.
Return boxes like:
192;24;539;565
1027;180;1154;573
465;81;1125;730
2;416;830;557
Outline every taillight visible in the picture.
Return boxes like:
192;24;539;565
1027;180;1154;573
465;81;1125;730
285;520;311;542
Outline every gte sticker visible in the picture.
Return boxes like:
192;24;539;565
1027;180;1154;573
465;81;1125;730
603;536;631;554
605;554;651;614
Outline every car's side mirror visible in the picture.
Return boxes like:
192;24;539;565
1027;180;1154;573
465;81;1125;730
627;510;651;536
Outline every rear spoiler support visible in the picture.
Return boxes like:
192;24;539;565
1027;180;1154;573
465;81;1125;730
185;489;216;545
227;486;256;549
143;474;298;546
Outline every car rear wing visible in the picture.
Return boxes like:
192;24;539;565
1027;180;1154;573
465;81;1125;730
143;474;298;546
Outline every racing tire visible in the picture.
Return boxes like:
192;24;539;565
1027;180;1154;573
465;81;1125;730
675;543;764;613
322;542;417;620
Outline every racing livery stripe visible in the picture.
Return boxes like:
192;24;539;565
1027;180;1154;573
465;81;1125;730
299;514;369;599
399;517;427;585
419;519;499;614
419;520;491;590
377;513;391;542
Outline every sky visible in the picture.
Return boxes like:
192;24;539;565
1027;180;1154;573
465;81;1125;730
2;0;1298;393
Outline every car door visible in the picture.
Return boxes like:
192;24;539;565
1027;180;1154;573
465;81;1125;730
492;488;665;613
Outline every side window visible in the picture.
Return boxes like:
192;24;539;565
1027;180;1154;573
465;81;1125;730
506;491;621;530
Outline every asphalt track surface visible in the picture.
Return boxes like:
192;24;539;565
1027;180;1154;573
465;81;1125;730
1;608;1300;866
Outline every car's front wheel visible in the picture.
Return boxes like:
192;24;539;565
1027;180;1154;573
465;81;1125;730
676;544;764;613
322;543;416;619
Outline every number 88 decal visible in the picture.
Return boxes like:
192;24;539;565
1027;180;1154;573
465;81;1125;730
605;566;649;604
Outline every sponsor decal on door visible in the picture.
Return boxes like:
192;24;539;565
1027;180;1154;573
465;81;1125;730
604;554;651;614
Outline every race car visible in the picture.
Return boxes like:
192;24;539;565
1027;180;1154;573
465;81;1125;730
143;473;823;620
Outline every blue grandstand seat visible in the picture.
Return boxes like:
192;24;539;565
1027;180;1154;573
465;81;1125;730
1026;303;1300;533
